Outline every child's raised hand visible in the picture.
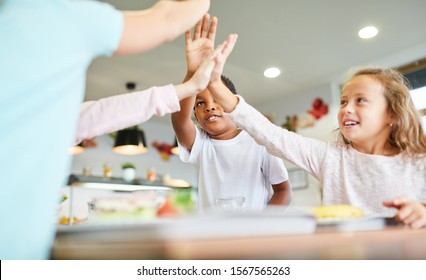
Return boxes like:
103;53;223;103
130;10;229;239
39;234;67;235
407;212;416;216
184;39;231;96
383;196;426;229
185;13;217;74
210;33;238;84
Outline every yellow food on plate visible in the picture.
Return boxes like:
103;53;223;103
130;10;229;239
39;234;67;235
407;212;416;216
313;205;364;219
58;216;87;225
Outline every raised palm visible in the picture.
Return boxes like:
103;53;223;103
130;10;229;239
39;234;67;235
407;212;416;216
186;14;217;74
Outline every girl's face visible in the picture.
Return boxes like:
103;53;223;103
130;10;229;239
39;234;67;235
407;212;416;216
338;75;393;148
193;89;237;139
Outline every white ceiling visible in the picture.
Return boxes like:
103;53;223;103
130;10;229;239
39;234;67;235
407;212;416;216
86;0;426;113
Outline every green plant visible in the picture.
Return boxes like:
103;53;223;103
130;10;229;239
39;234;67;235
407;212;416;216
59;194;68;203
121;162;135;169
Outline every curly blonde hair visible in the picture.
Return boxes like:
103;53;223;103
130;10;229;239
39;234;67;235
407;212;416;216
339;67;426;155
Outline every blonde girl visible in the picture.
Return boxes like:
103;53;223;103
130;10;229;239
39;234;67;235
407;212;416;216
209;45;426;229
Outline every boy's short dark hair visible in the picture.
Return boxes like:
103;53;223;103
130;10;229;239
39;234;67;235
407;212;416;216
221;75;237;95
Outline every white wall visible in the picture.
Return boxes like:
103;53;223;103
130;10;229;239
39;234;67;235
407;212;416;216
255;83;334;126
255;82;342;208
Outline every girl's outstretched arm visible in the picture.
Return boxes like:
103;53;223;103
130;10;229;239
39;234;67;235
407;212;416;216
208;34;239;112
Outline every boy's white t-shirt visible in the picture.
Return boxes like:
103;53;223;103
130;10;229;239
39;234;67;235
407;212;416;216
179;126;289;211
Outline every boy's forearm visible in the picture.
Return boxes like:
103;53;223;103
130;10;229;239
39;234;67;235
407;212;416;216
171;69;199;131
171;92;195;131
171;89;196;151
268;181;292;206
268;190;291;206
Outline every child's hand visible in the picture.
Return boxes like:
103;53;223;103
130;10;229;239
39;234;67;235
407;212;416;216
209;33;238;85
184;38;231;96
383;196;426;229
185;14;217;74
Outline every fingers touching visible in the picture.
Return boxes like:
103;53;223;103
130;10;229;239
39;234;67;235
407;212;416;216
210;34;238;81
220;34;238;58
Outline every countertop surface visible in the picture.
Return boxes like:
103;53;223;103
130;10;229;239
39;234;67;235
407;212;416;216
51;212;426;260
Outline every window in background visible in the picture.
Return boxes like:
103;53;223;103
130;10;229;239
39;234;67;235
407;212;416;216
398;58;426;131
410;86;426;130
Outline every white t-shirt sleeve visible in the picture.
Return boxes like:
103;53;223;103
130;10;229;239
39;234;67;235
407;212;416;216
178;126;203;164
264;154;289;185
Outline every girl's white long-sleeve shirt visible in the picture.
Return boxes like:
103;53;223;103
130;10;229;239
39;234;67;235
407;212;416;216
75;84;179;144
227;96;426;215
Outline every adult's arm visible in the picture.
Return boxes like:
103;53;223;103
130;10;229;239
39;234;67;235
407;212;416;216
115;0;210;55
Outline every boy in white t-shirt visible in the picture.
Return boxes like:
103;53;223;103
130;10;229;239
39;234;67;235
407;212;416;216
171;15;291;211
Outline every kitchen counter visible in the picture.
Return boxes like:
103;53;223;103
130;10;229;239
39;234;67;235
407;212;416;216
51;213;426;260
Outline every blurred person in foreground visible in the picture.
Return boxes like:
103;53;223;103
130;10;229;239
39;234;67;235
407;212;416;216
0;0;210;259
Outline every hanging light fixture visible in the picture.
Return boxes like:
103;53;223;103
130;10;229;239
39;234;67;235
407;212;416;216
112;126;148;155
171;137;179;155
69;143;85;155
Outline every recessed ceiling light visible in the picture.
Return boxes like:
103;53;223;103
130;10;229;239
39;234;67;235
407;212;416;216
358;26;379;39
264;67;281;78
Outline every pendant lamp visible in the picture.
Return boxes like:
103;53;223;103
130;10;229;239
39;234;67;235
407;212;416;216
69;143;85;155
171;137;179;155
112;126;148;155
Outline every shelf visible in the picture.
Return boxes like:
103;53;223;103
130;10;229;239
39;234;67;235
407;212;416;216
68;174;191;192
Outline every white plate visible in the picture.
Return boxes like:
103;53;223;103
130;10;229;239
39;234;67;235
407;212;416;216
316;215;398;231
316;216;364;226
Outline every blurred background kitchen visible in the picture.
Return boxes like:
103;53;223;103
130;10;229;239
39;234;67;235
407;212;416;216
66;0;426;220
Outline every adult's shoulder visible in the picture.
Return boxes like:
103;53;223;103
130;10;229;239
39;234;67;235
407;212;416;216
68;0;123;56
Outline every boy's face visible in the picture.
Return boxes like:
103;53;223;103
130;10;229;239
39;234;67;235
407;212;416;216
338;75;393;147
193;88;237;139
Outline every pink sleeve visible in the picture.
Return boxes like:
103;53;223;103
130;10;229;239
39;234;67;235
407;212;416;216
75;84;180;144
